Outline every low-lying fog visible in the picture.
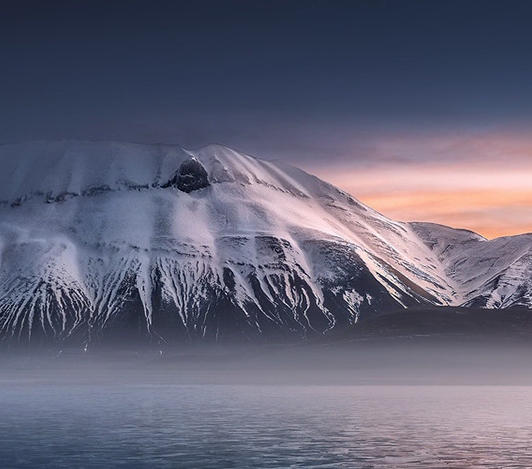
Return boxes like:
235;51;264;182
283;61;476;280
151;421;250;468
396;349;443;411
3;339;532;385
2;340;532;468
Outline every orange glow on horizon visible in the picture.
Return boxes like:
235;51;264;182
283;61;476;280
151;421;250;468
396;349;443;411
316;159;532;240
358;189;532;239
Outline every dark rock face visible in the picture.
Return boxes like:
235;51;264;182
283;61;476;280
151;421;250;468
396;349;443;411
163;159;210;193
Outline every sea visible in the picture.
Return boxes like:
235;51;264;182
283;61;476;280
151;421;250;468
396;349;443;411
1;378;532;468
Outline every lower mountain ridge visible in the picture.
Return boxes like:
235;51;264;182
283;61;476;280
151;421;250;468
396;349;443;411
0;141;530;347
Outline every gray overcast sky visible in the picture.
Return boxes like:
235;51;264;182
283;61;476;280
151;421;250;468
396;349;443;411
1;0;532;166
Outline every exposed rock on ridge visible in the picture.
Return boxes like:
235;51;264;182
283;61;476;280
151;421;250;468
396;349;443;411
162;158;211;193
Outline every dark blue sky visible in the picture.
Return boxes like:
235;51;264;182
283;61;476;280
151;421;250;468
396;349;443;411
2;0;532;164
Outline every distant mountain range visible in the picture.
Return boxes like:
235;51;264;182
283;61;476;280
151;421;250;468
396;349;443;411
0;141;530;346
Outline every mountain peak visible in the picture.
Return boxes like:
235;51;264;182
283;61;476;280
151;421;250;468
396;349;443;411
0;140;530;346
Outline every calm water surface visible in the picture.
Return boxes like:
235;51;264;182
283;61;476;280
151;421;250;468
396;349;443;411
1;383;532;468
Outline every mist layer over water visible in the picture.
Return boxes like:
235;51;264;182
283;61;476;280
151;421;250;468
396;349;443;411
2;342;532;468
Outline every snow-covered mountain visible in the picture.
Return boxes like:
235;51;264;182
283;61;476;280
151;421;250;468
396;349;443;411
0;141;530;345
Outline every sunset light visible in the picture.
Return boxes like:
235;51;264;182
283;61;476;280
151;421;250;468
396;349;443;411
316;131;532;239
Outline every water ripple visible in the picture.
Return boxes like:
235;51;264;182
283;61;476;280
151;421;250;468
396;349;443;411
1;384;532;468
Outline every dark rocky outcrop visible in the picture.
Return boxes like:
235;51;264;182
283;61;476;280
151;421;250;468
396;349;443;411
163;158;210;193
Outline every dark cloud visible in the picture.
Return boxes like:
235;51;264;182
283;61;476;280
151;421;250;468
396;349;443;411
2;0;532;165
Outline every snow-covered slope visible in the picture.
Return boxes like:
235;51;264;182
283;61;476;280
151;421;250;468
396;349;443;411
411;223;532;308
0;141;529;345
